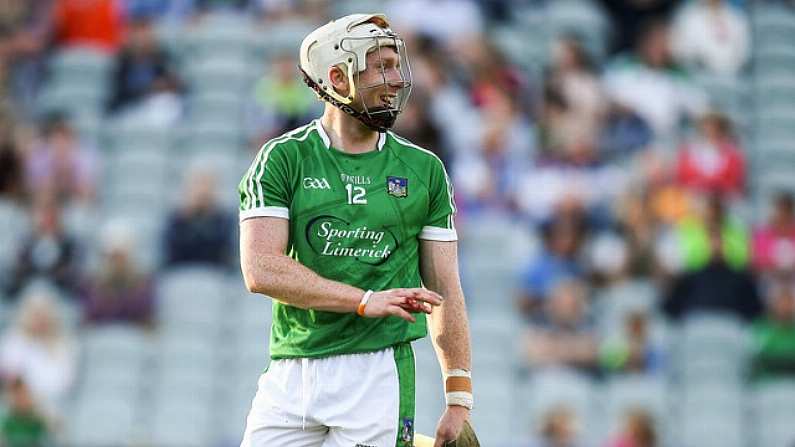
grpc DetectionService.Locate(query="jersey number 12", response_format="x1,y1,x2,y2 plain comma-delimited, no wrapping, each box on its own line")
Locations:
345,184,367,205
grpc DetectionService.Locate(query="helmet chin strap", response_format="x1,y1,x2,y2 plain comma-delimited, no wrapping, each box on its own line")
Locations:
300,68,398,132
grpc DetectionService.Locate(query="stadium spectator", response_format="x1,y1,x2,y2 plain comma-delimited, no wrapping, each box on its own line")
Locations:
603,19,706,146
752,192,795,274
162,165,234,269
517,214,586,319
52,0,126,53
390,89,446,164
526,405,582,447
453,86,535,214
423,44,482,169
598,0,682,54
671,0,750,77
5,196,80,298
677,194,748,271
643,152,694,227
80,220,154,327
0,285,77,422
25,113,100,205
613,191,661,278
664,198,762,322
107,14,183,119
750,278,795,381
524,279,599,375
676,111,745,199
245,52,318,145
541,34,606,157
0,0,54,119
600,311,664,375
607,408,658,447
588,231,659,335
0,377,51,447
598,103,653,160
0,142,25,202
466,37,526,112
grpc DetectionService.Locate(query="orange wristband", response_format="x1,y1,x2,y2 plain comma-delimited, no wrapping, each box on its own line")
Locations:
356,290,374,316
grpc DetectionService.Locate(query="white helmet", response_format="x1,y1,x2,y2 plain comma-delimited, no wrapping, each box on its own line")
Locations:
299,13,412,131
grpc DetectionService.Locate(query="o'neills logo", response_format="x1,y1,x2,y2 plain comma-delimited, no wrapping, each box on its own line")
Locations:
305,215,398,265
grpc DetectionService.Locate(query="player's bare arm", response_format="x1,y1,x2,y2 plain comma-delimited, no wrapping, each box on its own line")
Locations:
240,216,443,321
419,239,473,446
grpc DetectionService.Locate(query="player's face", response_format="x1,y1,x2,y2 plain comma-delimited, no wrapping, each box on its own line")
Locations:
355,46,406,112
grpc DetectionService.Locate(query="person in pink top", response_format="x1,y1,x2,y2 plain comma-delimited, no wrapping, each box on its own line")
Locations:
753,192,795,274
676,111,745,199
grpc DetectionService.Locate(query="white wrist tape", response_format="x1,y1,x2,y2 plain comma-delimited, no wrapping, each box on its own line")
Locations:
444,369,473,410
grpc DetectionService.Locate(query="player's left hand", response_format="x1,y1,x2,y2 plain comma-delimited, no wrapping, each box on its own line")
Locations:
433,405,469,447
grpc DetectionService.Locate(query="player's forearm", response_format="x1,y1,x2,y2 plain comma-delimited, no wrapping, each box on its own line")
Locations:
242,252,363,313
427,281,472,372
421,242,472,372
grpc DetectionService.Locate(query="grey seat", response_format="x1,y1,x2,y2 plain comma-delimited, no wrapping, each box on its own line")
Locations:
65,393,138,447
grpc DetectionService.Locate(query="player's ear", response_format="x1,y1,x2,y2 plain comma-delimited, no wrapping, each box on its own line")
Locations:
328,65,350,98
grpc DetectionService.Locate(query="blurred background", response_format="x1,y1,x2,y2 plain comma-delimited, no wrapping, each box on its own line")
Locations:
1,0,795,446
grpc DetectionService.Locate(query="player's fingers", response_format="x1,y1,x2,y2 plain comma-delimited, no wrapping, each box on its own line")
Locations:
388,305,416,323
434,429,456,447
411,289,444,306
398,298,432,314
433,435,454,447
388,288,415,298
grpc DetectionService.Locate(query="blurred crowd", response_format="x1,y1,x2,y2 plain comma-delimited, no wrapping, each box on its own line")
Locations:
0,0,794,446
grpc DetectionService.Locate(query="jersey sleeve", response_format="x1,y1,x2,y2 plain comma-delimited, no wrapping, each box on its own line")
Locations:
419,156,457,241
238,143,292,222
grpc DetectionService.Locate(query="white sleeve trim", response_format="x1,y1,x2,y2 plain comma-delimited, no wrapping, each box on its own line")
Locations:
419,226,458,241
239,206,290,222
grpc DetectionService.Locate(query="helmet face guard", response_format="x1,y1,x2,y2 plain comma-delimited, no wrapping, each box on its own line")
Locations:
345,34,412,131
301,32,413,132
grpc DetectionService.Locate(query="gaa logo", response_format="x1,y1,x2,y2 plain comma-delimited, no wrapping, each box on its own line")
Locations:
303,177,331,190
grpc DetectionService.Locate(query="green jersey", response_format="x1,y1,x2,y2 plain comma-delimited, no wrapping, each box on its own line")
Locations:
239,119,457,359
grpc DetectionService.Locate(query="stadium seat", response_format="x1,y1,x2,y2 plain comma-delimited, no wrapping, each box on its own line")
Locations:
48,48,113,85
257,20,316,60
83,325,151,361
65,394,139,447
37,82,106,116
106,120,175,153
469,369,513,444
751,381,795,447
547,0,608,60
149,395,216,447
469,316,522,371
237,292,275,330
157,267,231,319
604,375,666,420
673,316,749,383
679,416,746,447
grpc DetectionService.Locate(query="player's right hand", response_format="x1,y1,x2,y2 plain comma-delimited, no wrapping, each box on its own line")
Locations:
363,288,443,322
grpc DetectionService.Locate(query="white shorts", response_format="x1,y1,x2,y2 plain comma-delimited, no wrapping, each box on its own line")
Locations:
240,343,416,447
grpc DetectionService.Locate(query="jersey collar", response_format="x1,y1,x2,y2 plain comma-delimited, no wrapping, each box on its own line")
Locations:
315,119,386,152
